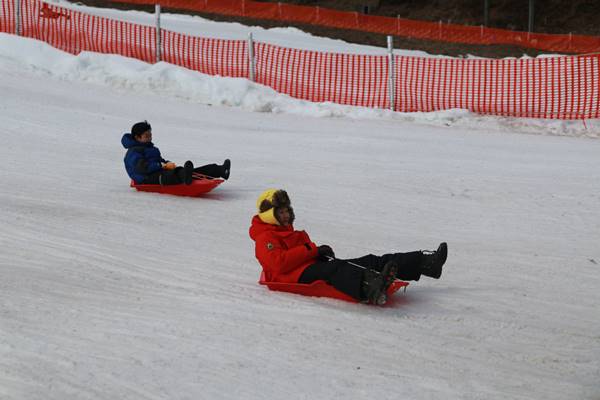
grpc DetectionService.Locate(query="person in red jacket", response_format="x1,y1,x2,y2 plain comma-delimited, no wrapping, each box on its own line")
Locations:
249,189,448,305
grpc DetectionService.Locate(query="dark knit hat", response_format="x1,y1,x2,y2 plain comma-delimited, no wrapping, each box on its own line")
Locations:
131,121,151,137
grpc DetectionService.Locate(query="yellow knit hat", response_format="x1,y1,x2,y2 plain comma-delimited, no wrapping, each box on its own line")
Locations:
256,189,294,225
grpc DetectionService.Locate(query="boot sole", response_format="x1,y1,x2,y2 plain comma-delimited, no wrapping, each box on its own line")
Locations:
222,159,231,180
430,242,448,279
183,161,194,185
370,261,398,305
438,242,448,266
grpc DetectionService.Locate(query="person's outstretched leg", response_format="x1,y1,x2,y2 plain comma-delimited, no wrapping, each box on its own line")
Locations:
142,169,183,185
298,245,448,304
346,253,422,281
142,170,162,184
299,260,364,300
299,259,398,304
192,159,231,180
141,168,192,186
346,243,448,280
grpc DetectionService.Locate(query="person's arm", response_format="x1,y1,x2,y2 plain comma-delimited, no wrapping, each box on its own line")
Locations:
129,148,163,175
299,230,335,260
134,157,162,175
157,148,169,164
125,149,160,176
256,236,318,276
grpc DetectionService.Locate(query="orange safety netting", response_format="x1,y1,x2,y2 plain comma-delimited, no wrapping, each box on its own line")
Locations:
0,0,15,34
107,0,600,55
1,0,599,120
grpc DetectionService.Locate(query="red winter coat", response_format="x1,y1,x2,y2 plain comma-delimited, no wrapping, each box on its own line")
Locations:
249,215,319,283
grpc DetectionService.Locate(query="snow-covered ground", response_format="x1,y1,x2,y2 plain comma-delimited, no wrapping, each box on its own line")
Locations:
1,5,600,400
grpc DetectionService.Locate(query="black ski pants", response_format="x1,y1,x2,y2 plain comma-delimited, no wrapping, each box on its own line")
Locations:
143,163,223,185
298,251,423,300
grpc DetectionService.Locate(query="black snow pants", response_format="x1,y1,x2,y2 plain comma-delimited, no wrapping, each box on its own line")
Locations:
143,163,223,185
298,251,423,301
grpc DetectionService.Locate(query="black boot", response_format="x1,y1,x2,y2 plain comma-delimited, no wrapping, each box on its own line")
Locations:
221,159,231,180
360,261,398,305
420,242,448,279
183,161,194,185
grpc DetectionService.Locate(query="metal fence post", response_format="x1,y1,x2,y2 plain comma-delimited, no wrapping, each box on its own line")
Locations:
247,32,255,82
387,35,395,112
528,0,534,32
15,0,21,36
155,4,161,63
483,0,489,27
568,32,572,51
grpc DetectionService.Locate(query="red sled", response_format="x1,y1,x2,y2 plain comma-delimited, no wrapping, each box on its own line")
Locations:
258,271,408,304
130,175,223,197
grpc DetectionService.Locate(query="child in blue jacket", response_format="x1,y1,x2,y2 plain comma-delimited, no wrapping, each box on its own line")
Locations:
122,121,231,185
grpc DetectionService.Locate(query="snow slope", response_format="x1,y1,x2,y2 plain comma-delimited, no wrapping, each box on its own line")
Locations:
1,7,600,400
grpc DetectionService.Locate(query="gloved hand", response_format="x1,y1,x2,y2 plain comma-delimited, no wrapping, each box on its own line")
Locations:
162,162,177,170
317,245,335,261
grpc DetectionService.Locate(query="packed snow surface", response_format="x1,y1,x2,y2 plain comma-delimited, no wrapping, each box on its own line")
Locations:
1,4,600,400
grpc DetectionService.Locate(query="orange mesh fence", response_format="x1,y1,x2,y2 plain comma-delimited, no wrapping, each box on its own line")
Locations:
253,42,600,119
161,30,248,77
20,0,157,62
255,43,390,108
108,0,600,54
3,0,599,120
14,0,248,74
0,0,15,33
394,56,600,119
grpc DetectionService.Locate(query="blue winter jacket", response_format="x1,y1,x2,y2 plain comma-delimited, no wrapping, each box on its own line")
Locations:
121,133,167,183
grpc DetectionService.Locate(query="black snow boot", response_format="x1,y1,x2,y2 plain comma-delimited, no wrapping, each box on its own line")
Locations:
221,159,231,180
183,161,194,185
420,242,448,279
361,260,399,305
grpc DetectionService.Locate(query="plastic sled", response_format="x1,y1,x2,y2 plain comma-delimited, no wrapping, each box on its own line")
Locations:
258,271,408,304
130,175,223,197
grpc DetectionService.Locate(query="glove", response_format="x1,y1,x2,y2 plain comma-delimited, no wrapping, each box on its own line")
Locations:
162,162,177,170
317,245,335,261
